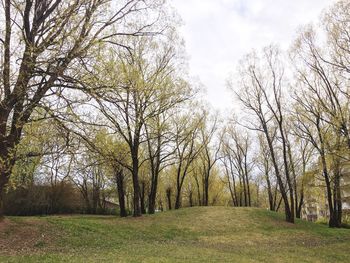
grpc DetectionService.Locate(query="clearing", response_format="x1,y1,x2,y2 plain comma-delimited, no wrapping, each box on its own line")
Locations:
0,207,349,262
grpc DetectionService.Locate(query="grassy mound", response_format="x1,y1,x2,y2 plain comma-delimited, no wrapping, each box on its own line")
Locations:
0,207,349,262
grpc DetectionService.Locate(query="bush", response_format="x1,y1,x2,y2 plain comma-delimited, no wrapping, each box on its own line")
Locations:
4,182,83,216
315,217,328,225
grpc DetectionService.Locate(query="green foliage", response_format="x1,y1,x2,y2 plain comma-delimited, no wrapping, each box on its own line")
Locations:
9,121,48,188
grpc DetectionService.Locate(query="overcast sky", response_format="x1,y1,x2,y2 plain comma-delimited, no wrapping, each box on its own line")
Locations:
172,0,337,113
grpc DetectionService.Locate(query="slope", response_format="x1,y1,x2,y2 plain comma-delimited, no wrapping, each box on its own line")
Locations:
0,207,349,262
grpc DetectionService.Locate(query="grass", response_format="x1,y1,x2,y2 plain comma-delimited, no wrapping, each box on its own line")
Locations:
0,207,350,262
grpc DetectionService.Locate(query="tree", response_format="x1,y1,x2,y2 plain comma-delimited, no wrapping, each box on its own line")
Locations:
145,109,176,214
292,88,343,227
86,31,185,216
285,129,314,218
0,0,164,217
173,110,203,209
323,0,350,92
291,23,349,227
94,130,130,217
198,112,221,206
256,135,280,211
144,69,191,214
221,122,253,207
233,46,295,223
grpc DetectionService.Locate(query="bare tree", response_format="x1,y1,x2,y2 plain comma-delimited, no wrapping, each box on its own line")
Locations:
173,111,203,209
144,76,191,214
199,112,221,206
233,46,295,223
221,123,253,207
256,135,280,211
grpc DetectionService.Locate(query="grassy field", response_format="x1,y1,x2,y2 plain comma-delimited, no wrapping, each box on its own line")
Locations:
0,207,349,262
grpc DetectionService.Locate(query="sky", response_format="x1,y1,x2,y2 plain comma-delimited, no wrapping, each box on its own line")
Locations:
172,0,337,113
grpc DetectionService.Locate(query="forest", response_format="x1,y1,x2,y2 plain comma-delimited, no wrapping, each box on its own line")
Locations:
1,2,350,260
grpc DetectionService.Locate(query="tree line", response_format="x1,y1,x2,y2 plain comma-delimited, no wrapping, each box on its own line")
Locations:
0,0,349,228
229,0,350,227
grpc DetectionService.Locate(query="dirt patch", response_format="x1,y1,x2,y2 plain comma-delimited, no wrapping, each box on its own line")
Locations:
0,218,60,255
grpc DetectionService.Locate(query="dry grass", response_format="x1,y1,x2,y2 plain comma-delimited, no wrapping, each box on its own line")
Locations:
0,217,60,255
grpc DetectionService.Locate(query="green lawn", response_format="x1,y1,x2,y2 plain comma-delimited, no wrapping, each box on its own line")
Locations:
0,207,349,262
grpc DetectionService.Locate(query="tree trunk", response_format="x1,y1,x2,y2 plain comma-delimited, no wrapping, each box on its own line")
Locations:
175,173,184,209
115,170,127,217
238,176,243,207
174,188,181,209
0,145,15,218
148,196,156,213
266,173,275,211
131,152,141,217
320,153,337,227
332,161,342,228
189,190,193,207
148,171,159,214
317,124,339,228
148,190,156,214
263,125,293,223
279,127,295,223
194,175,202,206
132,175,141,217
159,199,163,211
245,171,251,207
289,152,299,219
166,187,172,210
140,181,146,214
0,187,4,219
296,191,304,219
243,154,250,206
242,172,247,206
231,173,238,206
0,165,12,219
204,173,209,206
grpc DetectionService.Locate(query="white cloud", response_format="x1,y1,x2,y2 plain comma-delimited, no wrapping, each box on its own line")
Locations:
171,0,337,113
